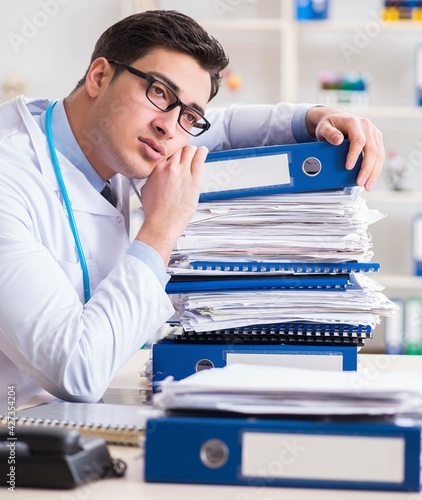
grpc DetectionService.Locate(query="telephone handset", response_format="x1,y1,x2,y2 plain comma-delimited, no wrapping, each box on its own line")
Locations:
0,425,126,489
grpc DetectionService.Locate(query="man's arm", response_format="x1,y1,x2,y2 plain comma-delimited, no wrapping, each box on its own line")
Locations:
193,103,313,151
0,163,174,403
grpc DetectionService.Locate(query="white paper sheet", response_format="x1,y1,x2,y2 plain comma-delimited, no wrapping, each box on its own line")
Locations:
154,363,422,416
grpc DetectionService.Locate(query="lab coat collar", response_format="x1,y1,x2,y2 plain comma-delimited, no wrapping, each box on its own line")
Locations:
15,96,121,217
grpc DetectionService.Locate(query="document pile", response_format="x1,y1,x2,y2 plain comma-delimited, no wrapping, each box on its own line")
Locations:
168,188,389,334
154,363,422,417
153,142,397,382
145,364,422,492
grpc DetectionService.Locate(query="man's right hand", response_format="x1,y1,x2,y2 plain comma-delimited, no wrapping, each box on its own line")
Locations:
135,145,207,265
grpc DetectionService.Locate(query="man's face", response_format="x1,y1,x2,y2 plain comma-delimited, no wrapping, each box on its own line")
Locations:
86,48,212,180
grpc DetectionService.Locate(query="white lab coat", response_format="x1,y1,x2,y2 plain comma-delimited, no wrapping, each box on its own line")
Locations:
0,96,310,412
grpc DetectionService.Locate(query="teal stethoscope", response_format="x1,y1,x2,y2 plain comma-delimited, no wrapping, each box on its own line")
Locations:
45,99,91,303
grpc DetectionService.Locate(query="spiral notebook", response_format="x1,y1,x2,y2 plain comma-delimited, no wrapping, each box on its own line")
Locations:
0,401,163,446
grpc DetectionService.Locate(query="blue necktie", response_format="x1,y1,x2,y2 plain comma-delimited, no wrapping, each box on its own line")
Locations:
101,182,117,207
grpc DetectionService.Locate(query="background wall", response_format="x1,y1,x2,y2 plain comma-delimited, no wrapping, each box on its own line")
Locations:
0,1,122,100
1,1,419,108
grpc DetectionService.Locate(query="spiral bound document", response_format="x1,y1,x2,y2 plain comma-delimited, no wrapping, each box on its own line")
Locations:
1,401,163,446
166,274,352,294
164,322,372,346
188,261,380,274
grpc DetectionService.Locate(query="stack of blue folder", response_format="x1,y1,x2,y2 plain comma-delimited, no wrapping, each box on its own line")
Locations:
144,414,422,492
152,141,395,383
146,353,422,492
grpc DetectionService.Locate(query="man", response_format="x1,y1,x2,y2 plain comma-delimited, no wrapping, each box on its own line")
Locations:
0,10,384,411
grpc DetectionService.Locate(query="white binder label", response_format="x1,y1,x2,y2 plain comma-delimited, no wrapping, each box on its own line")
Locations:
413,215,422,260
405,298,422,344
201,154,290,194
241,432,404,483
225,353,343,371
416,44,422,87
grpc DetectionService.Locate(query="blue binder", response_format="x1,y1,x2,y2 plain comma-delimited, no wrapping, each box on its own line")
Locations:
144,415,422,492
166,263,380,293
412,213,422,276
200,140,361,201
166,274,351,294
152,343,358,386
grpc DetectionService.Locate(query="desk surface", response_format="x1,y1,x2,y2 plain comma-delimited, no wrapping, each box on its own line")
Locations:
9,351,422,499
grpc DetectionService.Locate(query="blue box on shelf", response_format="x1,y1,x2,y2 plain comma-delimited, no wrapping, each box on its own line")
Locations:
296,0,329,21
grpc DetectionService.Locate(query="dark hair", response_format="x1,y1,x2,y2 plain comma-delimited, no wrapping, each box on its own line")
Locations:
73,10,229,101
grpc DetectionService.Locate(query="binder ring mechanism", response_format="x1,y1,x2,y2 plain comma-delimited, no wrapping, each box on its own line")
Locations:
302,156,322,177
200,439,230,469
195,359,214,372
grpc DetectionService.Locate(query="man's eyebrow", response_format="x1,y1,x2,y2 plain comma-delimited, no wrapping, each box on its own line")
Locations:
150,71,206,116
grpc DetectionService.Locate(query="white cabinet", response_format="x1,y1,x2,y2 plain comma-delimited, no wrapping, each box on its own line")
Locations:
122,1,422,104
362,190,422,297
123,1,422,167
361,189,422,353
124,0,422,352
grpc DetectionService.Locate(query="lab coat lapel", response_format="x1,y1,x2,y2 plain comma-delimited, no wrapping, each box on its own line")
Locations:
56,159,119,217
17,96,121,218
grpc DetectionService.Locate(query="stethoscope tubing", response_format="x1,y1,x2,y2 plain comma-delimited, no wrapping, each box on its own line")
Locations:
45,100,91,303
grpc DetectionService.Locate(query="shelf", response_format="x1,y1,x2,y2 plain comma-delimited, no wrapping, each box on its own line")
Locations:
296,19,422,32
201,19,286,32
336,105,422,119
200,17,422,36
362,190,422,203
199,19,422,34
375,274,422,290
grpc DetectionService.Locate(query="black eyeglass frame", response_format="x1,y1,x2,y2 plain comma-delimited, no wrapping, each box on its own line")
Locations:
108,59,211,137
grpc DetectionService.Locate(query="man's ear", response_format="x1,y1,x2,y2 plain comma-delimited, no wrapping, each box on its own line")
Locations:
85,57,114,98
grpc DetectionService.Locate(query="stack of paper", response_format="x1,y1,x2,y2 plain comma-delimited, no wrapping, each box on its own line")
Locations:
154,363,422,417
165,186,396,344
170,188,381,269
171,274,394,333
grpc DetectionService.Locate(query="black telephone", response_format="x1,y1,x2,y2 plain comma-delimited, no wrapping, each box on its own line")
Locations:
0,425,126,489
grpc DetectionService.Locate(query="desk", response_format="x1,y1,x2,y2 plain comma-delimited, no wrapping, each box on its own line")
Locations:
10,351,422,499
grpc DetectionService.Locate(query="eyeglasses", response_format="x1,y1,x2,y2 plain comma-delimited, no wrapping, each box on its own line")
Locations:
108,59,211,137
